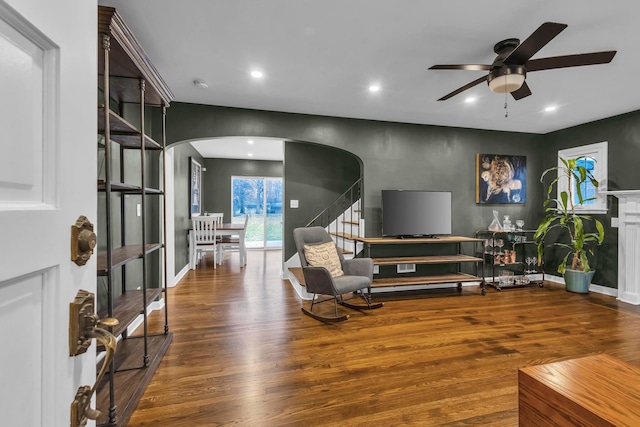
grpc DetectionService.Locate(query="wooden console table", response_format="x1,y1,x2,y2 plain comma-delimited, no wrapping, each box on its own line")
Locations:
518,354,640,426
353,235,486,294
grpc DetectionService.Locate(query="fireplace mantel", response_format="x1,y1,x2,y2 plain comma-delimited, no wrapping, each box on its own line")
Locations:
603,190,640,304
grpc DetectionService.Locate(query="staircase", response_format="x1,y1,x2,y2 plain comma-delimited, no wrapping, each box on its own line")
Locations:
306,178,365,257
285,178,364,299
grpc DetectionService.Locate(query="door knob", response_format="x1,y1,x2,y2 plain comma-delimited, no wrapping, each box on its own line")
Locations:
71,216,96,266
69,290,118,427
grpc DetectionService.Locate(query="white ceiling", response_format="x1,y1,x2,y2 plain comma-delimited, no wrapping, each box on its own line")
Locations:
98,0,640,159
190,137,283,161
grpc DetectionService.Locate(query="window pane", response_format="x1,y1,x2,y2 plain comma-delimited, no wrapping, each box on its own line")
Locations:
265,178,283,248
231,177,282,249
573,157,595,206
232,177,265,248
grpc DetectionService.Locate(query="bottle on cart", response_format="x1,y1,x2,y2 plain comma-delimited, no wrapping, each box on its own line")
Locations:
489,210,503,231
503,215,512,232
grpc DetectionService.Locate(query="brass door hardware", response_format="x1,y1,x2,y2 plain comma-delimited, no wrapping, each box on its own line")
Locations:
69,290,118,427
71,216,96,266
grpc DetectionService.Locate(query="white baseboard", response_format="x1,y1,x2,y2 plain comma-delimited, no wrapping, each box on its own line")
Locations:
97,297,166,363
127,297,166,336
543,273,618,297
589,283,618,297
171,264,190,287
283,254,316,300
285,277,315,300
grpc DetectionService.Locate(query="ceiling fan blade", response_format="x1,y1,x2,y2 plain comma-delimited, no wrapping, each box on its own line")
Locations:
504,22,568,65
511,81,532,100
437,75,487,101
429,64,492,71
526,51,617,72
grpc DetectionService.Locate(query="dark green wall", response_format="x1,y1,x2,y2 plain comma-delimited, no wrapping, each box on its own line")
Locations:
202,158,283,220
172,142,204,271
165,103,640,289
284,141,363,259
166,103,547,260
542,110,640,288
543,110,640,191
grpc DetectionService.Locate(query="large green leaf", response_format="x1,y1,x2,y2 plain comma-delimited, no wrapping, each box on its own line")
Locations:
560,191,569,211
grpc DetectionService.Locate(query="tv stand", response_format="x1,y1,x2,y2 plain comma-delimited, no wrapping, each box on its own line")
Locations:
353,235,486,295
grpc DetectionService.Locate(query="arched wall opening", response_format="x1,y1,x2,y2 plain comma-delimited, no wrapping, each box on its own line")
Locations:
165,132,363,283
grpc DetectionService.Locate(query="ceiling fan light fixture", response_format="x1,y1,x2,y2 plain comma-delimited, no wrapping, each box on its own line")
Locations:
487,65,526,94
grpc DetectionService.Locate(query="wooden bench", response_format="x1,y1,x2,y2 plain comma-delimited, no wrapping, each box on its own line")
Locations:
518,354,640,426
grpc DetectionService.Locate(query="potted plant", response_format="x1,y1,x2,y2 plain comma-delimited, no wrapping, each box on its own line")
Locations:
534,156,605,293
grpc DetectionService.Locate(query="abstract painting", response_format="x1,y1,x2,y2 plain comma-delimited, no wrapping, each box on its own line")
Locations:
476,153,526,204
190,157,202,217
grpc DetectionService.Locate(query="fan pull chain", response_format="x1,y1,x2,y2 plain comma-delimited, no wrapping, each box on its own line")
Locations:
504,90,509,118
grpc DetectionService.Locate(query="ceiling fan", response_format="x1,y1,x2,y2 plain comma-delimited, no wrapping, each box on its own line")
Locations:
429,22,617,101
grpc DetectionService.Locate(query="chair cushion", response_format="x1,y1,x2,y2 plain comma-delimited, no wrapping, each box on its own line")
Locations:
303,242,344,277
333,275,371,294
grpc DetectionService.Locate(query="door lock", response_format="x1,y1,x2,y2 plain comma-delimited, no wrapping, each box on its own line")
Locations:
71,216,96,266
69,290,118,427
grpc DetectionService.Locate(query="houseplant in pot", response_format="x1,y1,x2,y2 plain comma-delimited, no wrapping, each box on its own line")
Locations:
534,157,605,293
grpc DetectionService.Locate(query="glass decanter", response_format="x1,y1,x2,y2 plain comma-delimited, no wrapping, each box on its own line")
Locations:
503,215,512,232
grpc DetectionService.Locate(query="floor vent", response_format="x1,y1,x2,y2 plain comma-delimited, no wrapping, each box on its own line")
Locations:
397,264,416,274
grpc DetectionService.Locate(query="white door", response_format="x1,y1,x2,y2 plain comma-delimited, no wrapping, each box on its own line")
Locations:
0,0,96,426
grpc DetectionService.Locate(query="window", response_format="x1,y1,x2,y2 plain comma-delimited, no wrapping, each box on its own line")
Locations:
557,141,608,214
231,176,283,248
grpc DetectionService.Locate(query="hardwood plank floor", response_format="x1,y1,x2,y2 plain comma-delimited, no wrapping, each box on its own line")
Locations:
128,250,640,426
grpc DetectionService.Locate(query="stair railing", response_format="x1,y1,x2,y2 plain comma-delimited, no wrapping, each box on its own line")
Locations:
305,177,363,255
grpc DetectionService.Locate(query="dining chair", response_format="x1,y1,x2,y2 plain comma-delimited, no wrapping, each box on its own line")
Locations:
191,216,219,268
217,213,248,266
208,212,224,227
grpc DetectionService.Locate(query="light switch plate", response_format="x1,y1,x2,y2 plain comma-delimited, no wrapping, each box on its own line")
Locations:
290,199,299,208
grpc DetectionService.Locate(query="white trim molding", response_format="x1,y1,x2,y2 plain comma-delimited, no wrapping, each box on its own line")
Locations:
603,190,640,304
558,141,608,214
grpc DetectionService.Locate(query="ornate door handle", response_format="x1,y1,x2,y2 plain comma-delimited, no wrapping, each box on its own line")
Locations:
69,290,118,427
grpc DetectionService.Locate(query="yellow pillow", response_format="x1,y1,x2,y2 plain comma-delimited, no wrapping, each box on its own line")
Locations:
303,241,344,277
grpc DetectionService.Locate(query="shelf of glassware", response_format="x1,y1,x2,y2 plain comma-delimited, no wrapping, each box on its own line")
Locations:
475,229,544,291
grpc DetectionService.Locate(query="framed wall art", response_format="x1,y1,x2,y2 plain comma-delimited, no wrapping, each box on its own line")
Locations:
476,153,526,204
190,157,202,217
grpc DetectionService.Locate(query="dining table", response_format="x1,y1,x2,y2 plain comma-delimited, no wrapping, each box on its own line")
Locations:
189,221,247,269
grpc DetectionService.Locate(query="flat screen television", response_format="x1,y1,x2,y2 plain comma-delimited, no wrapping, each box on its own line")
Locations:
382,190,452,237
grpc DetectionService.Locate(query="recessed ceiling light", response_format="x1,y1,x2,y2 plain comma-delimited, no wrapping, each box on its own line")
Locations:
465,97,476,103
248,153,254,157
545,105,558,112
250,70,263,78
369,85,380,92
248,140,254,144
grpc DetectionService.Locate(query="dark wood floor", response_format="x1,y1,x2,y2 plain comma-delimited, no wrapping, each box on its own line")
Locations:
127,250,640,426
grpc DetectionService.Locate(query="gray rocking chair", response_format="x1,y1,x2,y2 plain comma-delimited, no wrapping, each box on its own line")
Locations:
293,226,383,323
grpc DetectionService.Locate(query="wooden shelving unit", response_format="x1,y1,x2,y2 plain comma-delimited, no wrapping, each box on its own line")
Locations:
354,235,486,294
97,6,174,426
